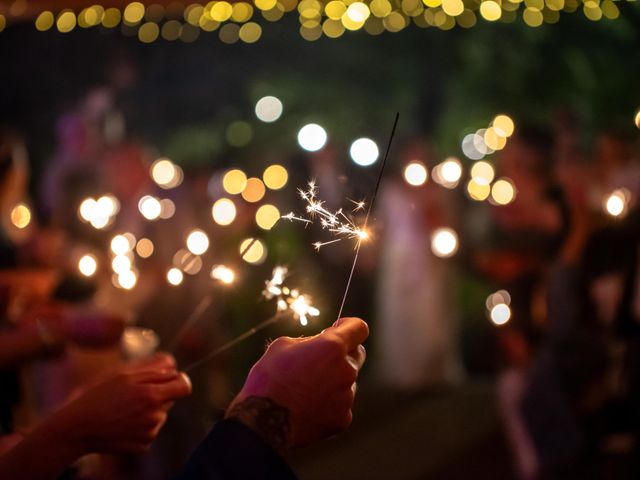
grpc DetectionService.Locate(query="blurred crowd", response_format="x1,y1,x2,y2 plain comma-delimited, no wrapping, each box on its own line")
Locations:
1,76,640,480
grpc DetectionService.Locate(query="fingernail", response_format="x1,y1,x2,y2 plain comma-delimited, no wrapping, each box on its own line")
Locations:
180,372,192,392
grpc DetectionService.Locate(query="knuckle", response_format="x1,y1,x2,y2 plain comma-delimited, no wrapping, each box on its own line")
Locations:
268,336,293,351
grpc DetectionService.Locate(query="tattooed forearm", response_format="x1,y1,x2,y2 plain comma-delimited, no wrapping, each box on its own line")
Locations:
226,396,292,451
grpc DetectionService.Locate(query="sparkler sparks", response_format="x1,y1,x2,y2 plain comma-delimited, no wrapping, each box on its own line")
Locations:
282,181,369,251
262,266,319,326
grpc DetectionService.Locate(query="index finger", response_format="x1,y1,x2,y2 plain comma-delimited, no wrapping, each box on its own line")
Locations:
324,317,369,352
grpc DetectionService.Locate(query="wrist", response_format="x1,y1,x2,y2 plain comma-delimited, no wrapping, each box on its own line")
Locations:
226,395,292,452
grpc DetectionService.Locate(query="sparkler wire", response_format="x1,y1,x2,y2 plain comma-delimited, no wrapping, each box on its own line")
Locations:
335,112,399,321
182,311,289,373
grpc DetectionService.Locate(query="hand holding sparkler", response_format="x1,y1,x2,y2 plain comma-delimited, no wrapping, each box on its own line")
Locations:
225,317,368,449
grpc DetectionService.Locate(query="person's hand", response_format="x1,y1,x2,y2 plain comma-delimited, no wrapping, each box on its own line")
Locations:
44,353,192,455
226,317,368,449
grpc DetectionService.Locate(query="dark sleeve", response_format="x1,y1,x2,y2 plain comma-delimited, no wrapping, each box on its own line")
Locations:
176,419,297,480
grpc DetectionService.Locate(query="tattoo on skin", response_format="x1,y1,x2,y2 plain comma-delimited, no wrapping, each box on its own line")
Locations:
226,396,292,451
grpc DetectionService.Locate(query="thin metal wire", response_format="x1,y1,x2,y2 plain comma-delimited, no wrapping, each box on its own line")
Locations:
335,113,399,321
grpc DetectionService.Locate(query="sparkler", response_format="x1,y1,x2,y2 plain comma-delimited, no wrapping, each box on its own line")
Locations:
262,266,320,326
182,267,319,372
282,182,369,252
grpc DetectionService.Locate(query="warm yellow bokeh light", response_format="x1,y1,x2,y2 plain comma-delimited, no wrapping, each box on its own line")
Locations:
431,227,459,258
403,162,428,186
491,178,516,205
493,114,515,137
263,165,289,190
186,229,210,255
124,2,145,24
136,238,154,258
10,204,31,229
635,109,640,129
78,254,98,277
479,1,502,21
102,8,121,28
256,204,281,230
167,267,184,286
467,179,491,201
442,0,464,16
35,11,55,31
241,178,266,203
240,238,267,264
484,127,507,151
223,169,248,195
470,161,495,185
440,157,463,183
212,198,237,226
57,11,76,33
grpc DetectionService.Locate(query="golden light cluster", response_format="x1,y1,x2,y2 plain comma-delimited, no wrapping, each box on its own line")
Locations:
0,0,620,44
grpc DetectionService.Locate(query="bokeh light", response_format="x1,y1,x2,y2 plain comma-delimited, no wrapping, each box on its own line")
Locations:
78,254,98,277
167,267,184,286
136,238,154,258
350,138,379,166
138,195,162,220
467,179,491,201
490,303,511,326
118,270,138,290
211,265,235,284
159,199,176,219
240,238,267,264
186,229,210,255
151,158,183,189
263,164,288,190
470,161,495,185
223,169,248,195
10,203,31,229
297,123,327,152
491,178,516,205
241,177,266,203
403,162,428,186
112,255,132,274
111,234,131,255
255,96,283,122
604,189,629,217
212,198,237,225
430,227,459,258
492,114,515,137
256,204,281,230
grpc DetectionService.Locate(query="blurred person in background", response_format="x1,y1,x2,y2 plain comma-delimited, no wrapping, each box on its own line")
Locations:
375,139,464,389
